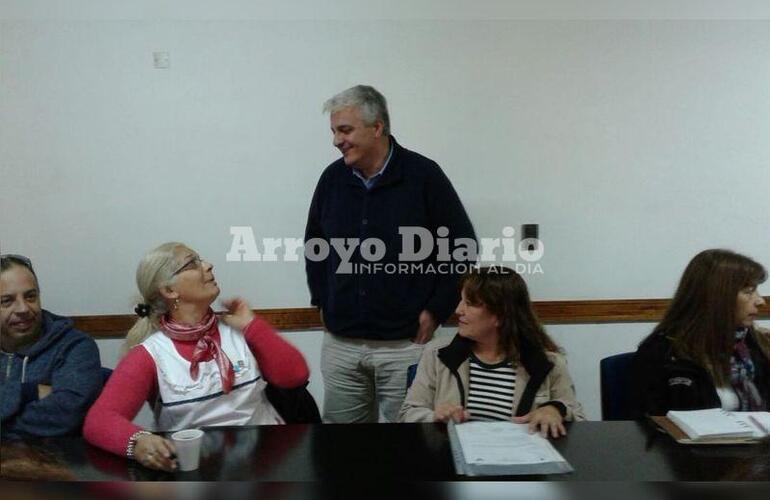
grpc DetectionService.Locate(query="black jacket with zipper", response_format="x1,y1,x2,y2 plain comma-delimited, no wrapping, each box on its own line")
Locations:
631,329,770,417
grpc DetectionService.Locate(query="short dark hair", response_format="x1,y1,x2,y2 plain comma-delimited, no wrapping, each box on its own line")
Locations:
1,254,39,287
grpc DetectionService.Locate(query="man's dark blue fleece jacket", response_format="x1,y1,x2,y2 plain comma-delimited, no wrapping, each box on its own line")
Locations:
305,136,476,340
1,310,103,438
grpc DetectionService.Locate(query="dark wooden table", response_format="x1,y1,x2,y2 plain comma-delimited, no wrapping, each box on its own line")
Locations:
9,421,769,481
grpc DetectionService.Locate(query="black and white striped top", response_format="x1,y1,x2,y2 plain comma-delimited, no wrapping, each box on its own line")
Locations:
467,353,516,421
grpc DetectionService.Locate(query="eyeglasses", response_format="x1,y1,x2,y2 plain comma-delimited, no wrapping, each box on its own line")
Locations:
0,254,37,278
171,255,203,276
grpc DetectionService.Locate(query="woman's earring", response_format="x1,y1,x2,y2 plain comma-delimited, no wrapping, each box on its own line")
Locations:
173,298,180,311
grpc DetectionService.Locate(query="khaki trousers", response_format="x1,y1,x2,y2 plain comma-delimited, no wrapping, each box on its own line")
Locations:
321,331,424,423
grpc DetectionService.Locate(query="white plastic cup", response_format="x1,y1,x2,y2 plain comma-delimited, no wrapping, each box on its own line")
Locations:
170,429,204,471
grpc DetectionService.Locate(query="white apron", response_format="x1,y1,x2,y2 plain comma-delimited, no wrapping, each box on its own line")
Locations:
141,322,284,432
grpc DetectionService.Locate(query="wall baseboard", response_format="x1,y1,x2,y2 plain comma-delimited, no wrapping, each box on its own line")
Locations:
74,297,770,338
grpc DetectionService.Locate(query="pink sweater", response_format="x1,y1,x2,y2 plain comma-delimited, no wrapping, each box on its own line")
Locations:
83,316,309,456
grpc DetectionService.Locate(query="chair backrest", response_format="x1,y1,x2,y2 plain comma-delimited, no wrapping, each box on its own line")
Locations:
265,383,322,424
406,363,419,389
100,367,113,386
600,352,636,420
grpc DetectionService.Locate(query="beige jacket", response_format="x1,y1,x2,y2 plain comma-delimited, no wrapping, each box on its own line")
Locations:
399,334,586,423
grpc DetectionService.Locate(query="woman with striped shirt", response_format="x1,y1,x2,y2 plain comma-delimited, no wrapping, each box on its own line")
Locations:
399,266,584,437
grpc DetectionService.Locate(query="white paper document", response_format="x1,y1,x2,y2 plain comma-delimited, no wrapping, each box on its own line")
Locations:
448,421,573,476
666,409,770,441
667,408,754,440
733,412,770,438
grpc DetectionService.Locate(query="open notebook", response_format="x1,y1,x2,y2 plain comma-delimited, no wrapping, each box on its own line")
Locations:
653,408,770,444
447,420,573,476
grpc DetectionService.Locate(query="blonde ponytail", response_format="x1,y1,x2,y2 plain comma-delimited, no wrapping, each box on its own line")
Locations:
121,242,185,355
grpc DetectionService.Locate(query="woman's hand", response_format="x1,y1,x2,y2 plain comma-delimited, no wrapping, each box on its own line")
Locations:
434,404,470,424
134,434,177,472
512,405,566,438
220,297,256,331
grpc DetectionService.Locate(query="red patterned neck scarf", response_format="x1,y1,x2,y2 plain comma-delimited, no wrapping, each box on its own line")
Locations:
159,309,235,394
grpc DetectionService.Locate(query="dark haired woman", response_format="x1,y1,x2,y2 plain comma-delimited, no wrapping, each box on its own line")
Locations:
633,249,770,417
398,266,584,438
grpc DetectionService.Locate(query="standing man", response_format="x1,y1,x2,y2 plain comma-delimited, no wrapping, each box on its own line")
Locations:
1,254,103,438
305,85,476,423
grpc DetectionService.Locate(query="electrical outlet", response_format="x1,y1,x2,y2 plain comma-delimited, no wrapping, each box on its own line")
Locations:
522,224,539,252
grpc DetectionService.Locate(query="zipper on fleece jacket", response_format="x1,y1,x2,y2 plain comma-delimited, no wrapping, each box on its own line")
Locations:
4,353,13,381
20,356,29,383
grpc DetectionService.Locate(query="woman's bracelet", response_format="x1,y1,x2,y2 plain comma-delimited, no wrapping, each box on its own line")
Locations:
126,430,153,459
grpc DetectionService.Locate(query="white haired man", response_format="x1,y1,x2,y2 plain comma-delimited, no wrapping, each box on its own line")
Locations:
305,85,476,423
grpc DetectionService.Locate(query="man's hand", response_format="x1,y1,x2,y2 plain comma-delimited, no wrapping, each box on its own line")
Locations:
413,310,438,344
37,384,52,400
219,297,256,331
512,405,566,438
434,403,469,424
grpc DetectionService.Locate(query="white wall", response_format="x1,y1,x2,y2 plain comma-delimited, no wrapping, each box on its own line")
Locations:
4,9,770,422
3,20,770,311
4,1,770,21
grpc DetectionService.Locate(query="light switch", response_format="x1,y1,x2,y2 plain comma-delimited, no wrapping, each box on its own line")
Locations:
153,52,170,69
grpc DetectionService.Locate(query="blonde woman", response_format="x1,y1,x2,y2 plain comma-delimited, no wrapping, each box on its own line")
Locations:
84,242,309,472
